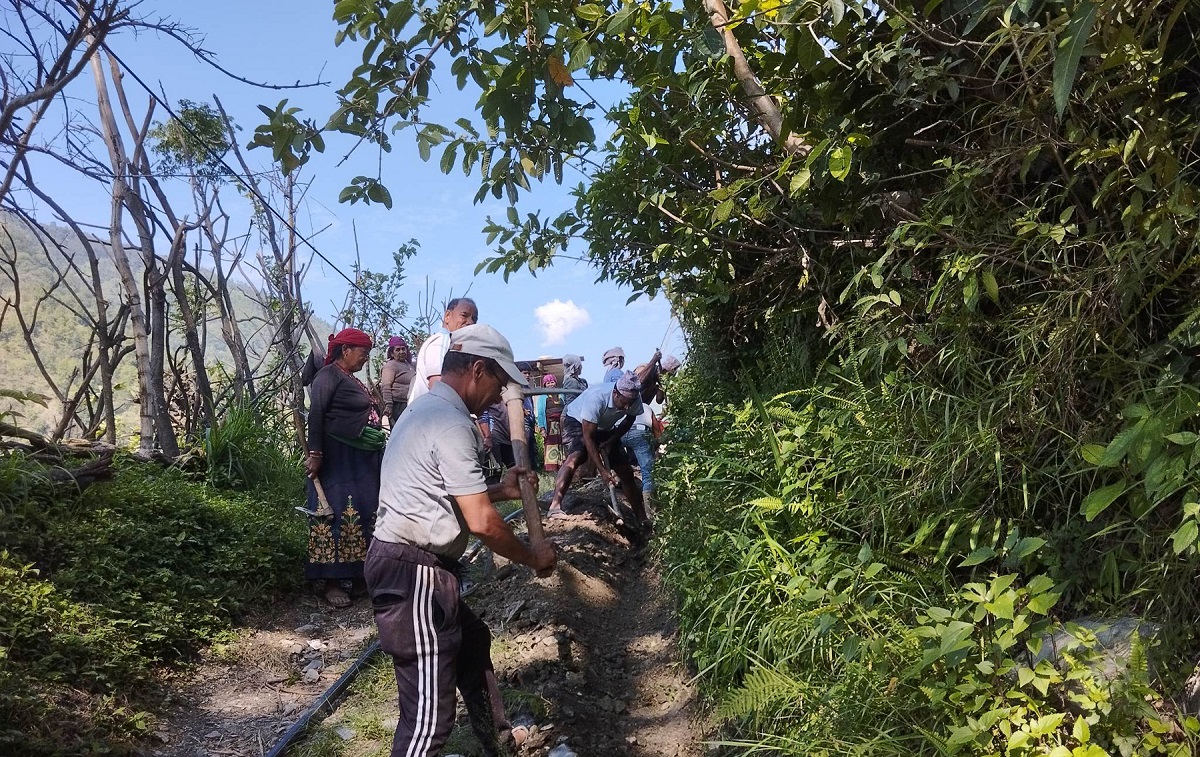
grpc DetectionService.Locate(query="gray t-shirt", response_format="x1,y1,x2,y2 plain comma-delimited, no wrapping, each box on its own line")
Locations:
565,383,643,431
375,381,487,559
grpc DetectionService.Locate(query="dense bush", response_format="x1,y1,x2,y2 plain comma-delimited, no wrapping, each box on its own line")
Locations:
659,354,1200,754
560,0,1200,751
0,452,305,754
204,400,305,492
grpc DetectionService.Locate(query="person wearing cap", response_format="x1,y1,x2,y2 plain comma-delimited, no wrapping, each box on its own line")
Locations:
601,346,625,384
369,323,557,757
547,370,649,526
304,328,387,608
379,336,415,428
406,297,479,407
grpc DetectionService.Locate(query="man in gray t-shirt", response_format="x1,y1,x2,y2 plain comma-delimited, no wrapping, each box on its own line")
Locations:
546,370,650,529
367,323,556,757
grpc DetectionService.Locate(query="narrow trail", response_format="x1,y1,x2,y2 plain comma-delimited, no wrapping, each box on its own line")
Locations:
470,482,705,756
151,600,376,754
151,481,707,756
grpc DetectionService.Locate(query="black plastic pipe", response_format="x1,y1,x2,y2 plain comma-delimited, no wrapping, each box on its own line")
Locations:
265,639,382,756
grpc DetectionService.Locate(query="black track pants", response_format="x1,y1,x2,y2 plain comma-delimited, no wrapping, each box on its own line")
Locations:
365,539,511,757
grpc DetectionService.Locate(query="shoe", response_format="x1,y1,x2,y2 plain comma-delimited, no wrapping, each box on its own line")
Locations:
547,505,568,519
323,583,351,608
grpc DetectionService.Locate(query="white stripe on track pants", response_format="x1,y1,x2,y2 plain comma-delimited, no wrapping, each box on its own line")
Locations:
365,539,512,757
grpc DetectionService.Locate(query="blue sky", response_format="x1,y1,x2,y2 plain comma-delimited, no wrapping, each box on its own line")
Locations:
19,0,684,383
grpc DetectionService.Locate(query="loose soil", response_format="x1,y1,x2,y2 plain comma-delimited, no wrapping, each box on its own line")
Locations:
150,481,709,757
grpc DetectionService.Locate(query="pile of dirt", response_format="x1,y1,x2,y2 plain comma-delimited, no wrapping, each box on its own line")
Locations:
152,485,708,757
468,488,705,757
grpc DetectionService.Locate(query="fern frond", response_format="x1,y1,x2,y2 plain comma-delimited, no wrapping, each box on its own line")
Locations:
719,664,804,721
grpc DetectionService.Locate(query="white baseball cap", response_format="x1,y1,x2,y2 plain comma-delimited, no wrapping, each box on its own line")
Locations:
447,323,528,386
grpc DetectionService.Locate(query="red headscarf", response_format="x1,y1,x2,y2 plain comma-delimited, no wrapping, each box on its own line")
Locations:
325,328,374,364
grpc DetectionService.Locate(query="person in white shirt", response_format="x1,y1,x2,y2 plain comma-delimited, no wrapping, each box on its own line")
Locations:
406,297,479,407
546,371,649,529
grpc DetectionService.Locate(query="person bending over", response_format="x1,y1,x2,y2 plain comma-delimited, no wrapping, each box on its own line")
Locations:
546,371,648,527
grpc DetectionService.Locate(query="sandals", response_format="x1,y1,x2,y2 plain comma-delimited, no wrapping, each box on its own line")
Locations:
323,582,352,609
547,505,568,520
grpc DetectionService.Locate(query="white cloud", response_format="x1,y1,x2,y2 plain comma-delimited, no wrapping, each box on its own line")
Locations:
534,299,591,346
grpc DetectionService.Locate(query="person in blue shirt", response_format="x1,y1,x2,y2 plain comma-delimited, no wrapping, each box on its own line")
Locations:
546,371,649,529
600,346,625,383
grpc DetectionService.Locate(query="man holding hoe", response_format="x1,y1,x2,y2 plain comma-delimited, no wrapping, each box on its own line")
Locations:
369,323,557,757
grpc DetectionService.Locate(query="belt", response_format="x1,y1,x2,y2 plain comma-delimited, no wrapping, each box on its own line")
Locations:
630,424,650,431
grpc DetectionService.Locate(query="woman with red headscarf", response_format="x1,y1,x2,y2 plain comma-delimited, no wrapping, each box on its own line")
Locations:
304,328,386,608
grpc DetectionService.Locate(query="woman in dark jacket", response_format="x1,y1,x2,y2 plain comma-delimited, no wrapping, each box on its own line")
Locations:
304,328,386,608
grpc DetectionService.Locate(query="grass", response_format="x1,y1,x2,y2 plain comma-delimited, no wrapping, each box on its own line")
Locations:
294,666,547,757
0,444,306,754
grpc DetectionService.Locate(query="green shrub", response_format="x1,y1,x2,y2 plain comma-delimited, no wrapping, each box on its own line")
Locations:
0,456,306,751
204,400,304,496
657,353,1200,754
0,553,152,754
32,465,305,658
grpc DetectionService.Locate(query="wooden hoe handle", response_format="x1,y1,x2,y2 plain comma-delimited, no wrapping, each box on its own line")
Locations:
502,383,546,546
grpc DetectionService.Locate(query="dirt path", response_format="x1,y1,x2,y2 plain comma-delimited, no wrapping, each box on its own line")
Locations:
149,598,377,755
149,482,708,757
469,482,706,757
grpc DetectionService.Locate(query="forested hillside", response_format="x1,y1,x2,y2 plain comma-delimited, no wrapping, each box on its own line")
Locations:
0,212,333,436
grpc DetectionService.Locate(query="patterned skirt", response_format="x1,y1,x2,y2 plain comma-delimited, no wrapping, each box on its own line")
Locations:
543,404,564,472
304,437,381,581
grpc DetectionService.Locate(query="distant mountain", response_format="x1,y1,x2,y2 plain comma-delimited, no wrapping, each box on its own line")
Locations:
0,212,331,437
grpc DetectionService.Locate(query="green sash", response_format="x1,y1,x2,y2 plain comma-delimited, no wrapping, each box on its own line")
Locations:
331,425,388,451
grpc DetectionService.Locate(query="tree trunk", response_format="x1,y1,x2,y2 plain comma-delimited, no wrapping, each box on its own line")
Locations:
217,95,311,448
96,49,191,456
88,46,169,454
201,199,256,403
167,223,214,428
703,0,809,155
